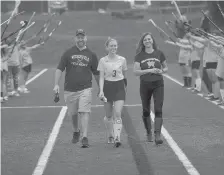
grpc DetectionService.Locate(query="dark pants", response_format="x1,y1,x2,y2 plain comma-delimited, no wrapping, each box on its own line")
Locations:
140,79,164,119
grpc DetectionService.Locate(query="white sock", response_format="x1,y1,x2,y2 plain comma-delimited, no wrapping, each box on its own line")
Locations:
104,116,114,138
195,78,202,91
220,89,224,101
113,118,122,142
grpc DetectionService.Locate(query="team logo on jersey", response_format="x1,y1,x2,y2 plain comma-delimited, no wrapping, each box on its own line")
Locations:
71,55,89,67
147,61,155,68
141,58,161,69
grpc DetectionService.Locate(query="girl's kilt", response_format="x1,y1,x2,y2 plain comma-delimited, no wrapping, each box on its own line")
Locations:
104,79,126,102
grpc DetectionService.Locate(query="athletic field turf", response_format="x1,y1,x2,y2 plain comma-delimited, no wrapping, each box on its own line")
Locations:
1,11,224,175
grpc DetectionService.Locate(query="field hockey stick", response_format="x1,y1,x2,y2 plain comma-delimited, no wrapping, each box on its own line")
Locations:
171,0,182,19
167,20,175,25
217,2,224,19
37,12,56,36
33,13,56,40
0,11,25,26
1,0,21,38
201,10,224,35
39,21,62,45
165,21,178,38
38,20,53,44
1,20,29,43
149,19,175,42
10,21,35,54
172,12,179,21
19,14,55,45
18,12,36,43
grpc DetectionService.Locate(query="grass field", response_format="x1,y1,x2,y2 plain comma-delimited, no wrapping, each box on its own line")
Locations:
1,11,224,175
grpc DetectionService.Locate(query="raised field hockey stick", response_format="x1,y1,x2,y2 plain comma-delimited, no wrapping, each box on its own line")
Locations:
1,20,29,43
165,21,178,38
10,21,35,54
172,12,178,21
39,21,62,45
37,12,56,37
16,13,55,45
1,0,21,38
182,22,224,45
149,19,175,42
217,2,224,19
201,10,224,35
171,0,182,19
0,11,25,26
18,12,36,43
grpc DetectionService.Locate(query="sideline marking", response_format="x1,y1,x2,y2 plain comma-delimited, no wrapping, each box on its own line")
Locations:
150,111,200,175
26,69,48,85
32,106,67,175
1,104,142,109
164,74,224,110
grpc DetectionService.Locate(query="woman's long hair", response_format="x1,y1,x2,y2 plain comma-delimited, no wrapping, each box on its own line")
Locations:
136,32,158,55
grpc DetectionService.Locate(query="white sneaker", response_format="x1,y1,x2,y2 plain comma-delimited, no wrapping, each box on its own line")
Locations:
18,87,22,92
8,91,16,96
14,92,20,96
3,96,8,101
23,88,30,93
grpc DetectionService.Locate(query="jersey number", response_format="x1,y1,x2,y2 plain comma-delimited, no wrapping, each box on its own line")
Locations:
112,70,116,77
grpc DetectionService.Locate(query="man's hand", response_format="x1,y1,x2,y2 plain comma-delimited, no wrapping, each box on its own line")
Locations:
53,85,60,103
53,84,60,94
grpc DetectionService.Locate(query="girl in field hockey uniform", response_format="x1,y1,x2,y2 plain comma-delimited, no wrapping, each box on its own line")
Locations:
177,35,192,88
189,34,220,101
1,45,9,102
98,38,127,147
165,35,192,88
6,43,20,97
18,41,44,93
133,33,168,145
209,36,224,105
189,38,204,93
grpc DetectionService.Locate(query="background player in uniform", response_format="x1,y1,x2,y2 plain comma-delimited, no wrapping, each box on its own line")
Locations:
1,45,10,102
53,29,100,148
189,33,220,101
98,37,127,147
18,41,44,93
6,42,20,97
133,32,168,145
188,34,204,93
177,34,192,88
208,34,224,105
165,36,192,88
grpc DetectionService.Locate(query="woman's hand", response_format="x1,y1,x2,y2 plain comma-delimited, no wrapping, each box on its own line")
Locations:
98,91,107,102
153,68,163,74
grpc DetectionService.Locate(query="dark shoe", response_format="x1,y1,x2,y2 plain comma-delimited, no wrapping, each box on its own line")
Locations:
147,132,153,142
81,137,89,148
208,96,219,101
154,118,163,145
72,131,80,144
108,136,114,144
182,77,188,87
142,116,152,141
217,101,224,106
187,77,192,88
114,138,121,148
